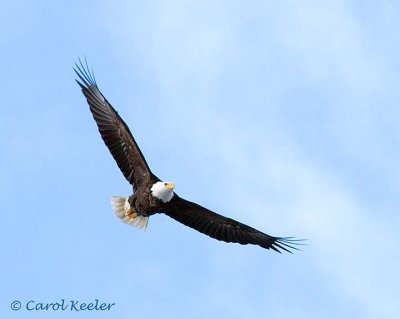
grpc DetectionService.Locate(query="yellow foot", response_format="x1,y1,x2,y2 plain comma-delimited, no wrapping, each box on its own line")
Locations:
111,196,149,230
125,207,137,219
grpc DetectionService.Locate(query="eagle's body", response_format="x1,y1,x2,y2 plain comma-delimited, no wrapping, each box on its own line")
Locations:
75,59,301,253
129,180,160,216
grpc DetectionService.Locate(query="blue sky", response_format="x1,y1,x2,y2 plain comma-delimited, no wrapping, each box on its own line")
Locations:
1,1,400,318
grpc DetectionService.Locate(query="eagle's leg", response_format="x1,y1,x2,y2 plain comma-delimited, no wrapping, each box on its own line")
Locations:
111,196,149,230
125,206,137,219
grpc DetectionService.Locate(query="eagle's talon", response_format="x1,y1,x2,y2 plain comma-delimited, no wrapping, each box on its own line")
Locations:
125,207,137,219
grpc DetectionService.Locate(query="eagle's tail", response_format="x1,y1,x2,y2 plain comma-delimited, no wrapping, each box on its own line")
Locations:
111,197,149,230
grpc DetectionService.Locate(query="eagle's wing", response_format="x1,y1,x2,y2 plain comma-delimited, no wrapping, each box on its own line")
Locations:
164,195,300,253
74,59,153,189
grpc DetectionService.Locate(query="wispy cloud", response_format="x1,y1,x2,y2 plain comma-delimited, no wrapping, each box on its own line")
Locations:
100,1,400,318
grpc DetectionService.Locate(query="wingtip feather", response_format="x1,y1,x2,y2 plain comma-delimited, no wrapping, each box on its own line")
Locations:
74,57,97,88
274,237,306,254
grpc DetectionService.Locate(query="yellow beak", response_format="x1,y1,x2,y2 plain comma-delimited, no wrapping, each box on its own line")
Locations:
165,183,175,190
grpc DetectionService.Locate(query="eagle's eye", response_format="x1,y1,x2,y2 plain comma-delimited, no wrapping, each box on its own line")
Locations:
164,182,167,185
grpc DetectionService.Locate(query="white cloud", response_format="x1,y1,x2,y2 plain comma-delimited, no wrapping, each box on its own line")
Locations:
101,1,400,318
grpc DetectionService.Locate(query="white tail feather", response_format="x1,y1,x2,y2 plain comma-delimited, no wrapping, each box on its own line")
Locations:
111,196,148,230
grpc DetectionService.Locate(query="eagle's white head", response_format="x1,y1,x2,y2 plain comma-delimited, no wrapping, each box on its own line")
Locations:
151,181,175,203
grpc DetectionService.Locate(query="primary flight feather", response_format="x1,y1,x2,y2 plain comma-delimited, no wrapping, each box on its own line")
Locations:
74,59,301,253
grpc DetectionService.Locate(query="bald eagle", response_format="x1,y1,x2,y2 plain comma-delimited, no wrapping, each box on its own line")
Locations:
74,59,301,253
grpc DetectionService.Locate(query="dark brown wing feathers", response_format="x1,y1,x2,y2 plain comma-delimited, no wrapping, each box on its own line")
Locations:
75,60,302,253
164,195,300,253
74,59,152,189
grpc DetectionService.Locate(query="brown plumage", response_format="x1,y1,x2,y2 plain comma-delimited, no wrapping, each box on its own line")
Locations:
74,59,301,253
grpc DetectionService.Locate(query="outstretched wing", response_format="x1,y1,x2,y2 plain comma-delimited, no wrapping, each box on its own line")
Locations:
164,195,301,253
74,59,153,189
